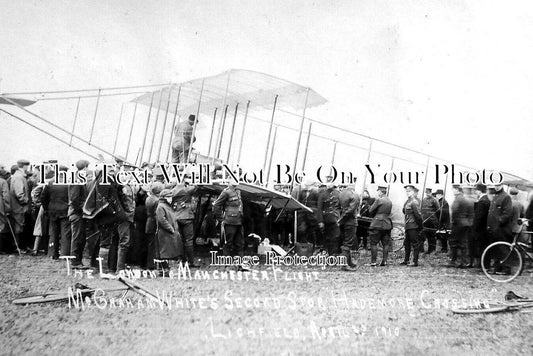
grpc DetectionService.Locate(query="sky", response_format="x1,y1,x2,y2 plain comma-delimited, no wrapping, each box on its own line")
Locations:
1,0,533,181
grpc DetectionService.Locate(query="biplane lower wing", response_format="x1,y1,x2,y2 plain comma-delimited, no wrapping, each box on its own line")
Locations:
194,182,312,212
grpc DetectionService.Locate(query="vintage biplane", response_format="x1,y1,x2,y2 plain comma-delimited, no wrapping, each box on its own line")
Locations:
1,69,532,248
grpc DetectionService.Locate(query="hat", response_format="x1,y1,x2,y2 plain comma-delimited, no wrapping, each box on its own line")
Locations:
75,159,90,171
159,189,173,198
377,186,388,193
425,187,432,194
435,189,444,195
510,188,519,195
452,184,463,192
151,182,165,195
17,159,30,167
152,166,163,177
59,165,69,172
475,183,487,193
404,185,418,192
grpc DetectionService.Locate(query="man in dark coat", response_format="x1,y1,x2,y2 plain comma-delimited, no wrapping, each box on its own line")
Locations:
449,185,474,268
68,160,90,266
487,183,513,243
292,181,320,245
356,190,374,250
435,189,450,252
369,186,393,266
41,165,71,259
471,183,490,268
155,189,182,260
0,170,11,253
338,184,359,270
9,159,30,252
171,114,197,163
145,182,164,269
213,182,244,259
510,188,524,235
317,183,341,256
114,165,136,271
171,182,198,266
401,185,423,266
421,187,440,254
486,183,514,274
525,197,533,249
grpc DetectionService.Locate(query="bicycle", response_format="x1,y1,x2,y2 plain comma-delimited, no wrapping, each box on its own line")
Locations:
481,219,533,283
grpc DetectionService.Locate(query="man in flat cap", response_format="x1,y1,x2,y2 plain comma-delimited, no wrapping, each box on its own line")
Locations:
401,185,423,266
41,165,71,259
509,188,524,236
113,164,137,271
421,187,440,255
471,183,490,268
171,114,198,164
368,186,393,266
434,189,450,253
68,160,90,267
9,159,31,253
449,184,474,268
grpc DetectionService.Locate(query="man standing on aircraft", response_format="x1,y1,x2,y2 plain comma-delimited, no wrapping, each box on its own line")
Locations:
171,114,197,164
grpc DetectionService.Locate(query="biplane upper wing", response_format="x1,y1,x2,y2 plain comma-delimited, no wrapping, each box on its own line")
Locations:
130,69,327,118
194,182,312,212
0,96,36,107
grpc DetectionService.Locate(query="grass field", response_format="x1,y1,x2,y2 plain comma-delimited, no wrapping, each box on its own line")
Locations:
1,249,532,356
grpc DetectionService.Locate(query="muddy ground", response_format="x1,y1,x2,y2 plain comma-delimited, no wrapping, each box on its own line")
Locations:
1,250,532,356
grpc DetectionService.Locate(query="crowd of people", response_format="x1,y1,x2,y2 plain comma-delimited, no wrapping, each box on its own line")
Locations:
293,180,533,272
1,156,532,275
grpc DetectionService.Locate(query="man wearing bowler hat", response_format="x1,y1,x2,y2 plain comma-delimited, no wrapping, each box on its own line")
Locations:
368,186,393,266
401,185,422,266
486,183,513,274
471,183,490,268
435,189,450,253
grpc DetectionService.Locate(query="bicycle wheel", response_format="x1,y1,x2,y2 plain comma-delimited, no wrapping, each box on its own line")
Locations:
481,242,524,283
390,226,405,252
